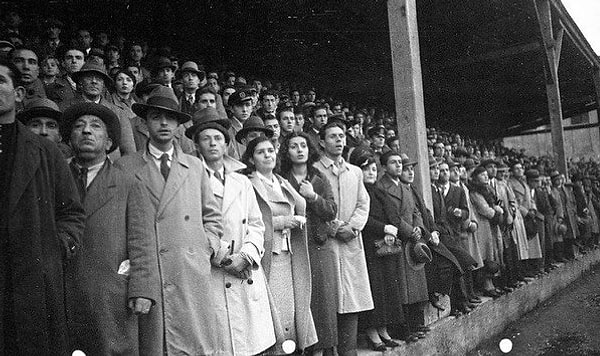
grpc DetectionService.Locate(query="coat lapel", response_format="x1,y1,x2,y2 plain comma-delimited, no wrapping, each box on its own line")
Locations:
84,162,117,217
9,125,39,214
380,174,403,201
222,173,242,214
157,151,190,217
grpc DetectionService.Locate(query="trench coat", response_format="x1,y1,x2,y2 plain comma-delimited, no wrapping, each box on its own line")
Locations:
314,156,375,313
469,189,502,263
115,144,228,356
508,177,543,260
376,174,429,305
1,123,85,355
458,182,484,269
286,169,339,350
206,157,276,355
249,172,318,353
65,161,160,355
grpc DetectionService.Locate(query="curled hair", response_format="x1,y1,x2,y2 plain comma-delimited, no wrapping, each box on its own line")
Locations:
278,132,321,176
240,135,277,175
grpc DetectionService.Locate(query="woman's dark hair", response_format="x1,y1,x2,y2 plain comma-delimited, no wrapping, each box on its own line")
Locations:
112,68,137,88
240,135,276,175
278,132,321,176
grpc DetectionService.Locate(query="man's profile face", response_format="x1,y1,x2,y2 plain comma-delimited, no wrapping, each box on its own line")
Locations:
63,50,85,74
385,155,403,179
197,93,216,110
0,65,20,116
27,117,61,143
12,49,39,84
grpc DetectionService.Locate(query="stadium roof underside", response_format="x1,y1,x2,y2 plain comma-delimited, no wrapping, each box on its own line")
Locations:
6,0,600,138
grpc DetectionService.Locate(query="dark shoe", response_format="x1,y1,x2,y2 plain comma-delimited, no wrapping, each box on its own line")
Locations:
430,299,445,311
412,331,426,339
403,334,419,343
380,336,401,347
366,338,387,351
469,296,483,303
465,301,478,309
414,325,431,333
503,286,515,293
450,309,463,317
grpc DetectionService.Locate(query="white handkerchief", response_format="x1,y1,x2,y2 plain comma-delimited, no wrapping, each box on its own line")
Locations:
118,259,130,276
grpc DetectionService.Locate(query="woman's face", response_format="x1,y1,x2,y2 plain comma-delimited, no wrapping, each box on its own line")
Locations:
42,58,59,76
475,170,489,184
362,162,378,184
252,140,276,174
116,73,134,94
287,136,308,165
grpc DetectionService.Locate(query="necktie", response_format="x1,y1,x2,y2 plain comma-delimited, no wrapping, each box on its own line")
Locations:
187,95,194,106
77,167,88,200
214,170,224,185
160,154,170,181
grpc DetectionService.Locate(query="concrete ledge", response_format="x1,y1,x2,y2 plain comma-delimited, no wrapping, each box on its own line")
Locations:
358,248,600,356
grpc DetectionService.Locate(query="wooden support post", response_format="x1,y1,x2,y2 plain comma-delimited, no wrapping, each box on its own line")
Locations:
387,0,432,209
534,0,568,175
593,67,600,143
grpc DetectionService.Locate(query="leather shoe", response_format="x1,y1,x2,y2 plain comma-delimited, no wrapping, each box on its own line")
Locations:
403,334,419,343
412,331,426,339
431,299,445,311
482,289,501,298
466,301,478,309
380,336,401,347
450,309,463,317
469,296,483,303
414,325,431,332
366,338,387,351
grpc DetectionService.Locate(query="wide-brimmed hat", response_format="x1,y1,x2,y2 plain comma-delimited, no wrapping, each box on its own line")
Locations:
400,153,418,167
132,86,191,124
480,158,500,167
62,102,121,153
17,98,62,124
405,240,432,270
428,154,440,167
153,56,176,72
367,125,386,138
71,58,113,86
185,107,231,142
235,116,274,143
525,169,541,180
134,79,161,99
178,61,205,77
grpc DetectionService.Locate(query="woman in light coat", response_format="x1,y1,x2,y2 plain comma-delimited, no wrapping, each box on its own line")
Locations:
242,136,318,355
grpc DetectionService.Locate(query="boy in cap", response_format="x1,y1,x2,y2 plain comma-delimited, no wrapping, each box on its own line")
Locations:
227,86,255,160
116,85,228,356
61,102,158,355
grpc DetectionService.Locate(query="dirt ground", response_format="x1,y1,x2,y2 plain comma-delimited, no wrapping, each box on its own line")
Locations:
469,265,600,356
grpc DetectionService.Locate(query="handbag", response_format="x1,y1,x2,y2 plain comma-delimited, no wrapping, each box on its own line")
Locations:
374,239,403,257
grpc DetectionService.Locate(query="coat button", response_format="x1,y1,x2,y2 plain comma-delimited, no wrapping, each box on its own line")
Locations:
242,218,246,224
184,215,190,221
225,282,232,288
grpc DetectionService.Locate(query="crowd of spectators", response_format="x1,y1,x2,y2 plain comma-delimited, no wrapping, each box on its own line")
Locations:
2,8,600,356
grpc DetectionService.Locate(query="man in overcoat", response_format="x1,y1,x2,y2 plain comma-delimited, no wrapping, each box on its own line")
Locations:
62,102,160,355
187,107,277,355
550,171,580,260
0,61,85,355
116,86,228,355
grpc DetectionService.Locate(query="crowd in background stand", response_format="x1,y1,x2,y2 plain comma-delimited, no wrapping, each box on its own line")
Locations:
2,9,600,356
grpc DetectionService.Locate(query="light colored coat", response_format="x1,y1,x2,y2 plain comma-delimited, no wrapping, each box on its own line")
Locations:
458,182,484,269
508,177,543,260
207,157,276,355
249,172,318,353
470,190,502,263
116,144,228,356
314,156,374,313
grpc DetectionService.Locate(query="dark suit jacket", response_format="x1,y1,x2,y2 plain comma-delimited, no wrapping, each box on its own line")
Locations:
45,75,76,107
442,183,470,234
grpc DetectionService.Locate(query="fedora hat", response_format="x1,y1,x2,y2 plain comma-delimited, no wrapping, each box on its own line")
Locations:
71,58,113,86
405,240,432,270
185,107,231,142
401,153,418,167
153,56,176,72
178,61,205,77
428,153,441,168
132,86,191,124
62,102,121,153
17,98,62,124
235,116,274,144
